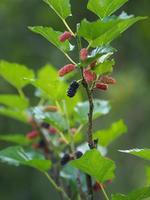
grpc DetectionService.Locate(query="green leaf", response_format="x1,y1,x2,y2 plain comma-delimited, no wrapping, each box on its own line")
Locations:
79,45,115,68
119,149,150,161
0,60,34,89
33,106,69,132
43,0,71,20
29,26,74,53
0,107,27,122
93,59,115,75
0,146,51,171
0,95,29,110
112,187,150,200
0,134,31,145
145,166,150,186
74,99,111,123
78,15,146,47
94,120,127,147
87,0,128,19
70,149,115,183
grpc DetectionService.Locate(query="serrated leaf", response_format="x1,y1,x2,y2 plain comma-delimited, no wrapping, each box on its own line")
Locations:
87,0,128,19
43,0,71,19
0,95,29,110
70,149,115,183
94,120,127,147
0,107,27,123
112,187,150,200
79,45,115,68
0,60,34,89
78,16,146,47
0,146,51,171
29,26,74,53
74,99,111,123
0,134,31,145
93,59,115,75
119,149,150,161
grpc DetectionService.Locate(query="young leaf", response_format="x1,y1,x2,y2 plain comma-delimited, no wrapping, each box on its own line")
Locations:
0,107,28,123
0,60,34,89
0,134,31,145
70,149,116,183
0,146,51,171
43,0,72,20
74,99,111,123
0,95,29,110
28,26,74,53
87,0,128,19
94,120,127,147
78,15,146,47
93,59,115,76
112,187,150,200
119,149,150,161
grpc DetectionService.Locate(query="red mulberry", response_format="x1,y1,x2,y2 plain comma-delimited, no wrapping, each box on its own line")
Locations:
26,130,39,139
58,64,76,77
80,48,88,61
100,76,116,84
83,69,96,82
96,83,108,91
59,31,72,42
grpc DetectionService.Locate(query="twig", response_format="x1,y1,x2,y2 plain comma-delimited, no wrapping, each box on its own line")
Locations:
44,172,71,200
100,184,110,200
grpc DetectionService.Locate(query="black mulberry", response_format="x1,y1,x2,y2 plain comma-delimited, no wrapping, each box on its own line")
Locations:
61,153,70,166
67,80,79,97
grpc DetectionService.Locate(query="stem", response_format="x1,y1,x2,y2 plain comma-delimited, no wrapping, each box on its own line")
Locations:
64,52,77,65
100,184,110,200
18,88,25,98
62,19,75,37
44,172,71,200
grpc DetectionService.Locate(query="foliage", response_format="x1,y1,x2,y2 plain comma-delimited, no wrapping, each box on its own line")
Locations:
0,0,147,200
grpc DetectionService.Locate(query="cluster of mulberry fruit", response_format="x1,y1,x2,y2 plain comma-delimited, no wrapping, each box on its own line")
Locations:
61,151,83,166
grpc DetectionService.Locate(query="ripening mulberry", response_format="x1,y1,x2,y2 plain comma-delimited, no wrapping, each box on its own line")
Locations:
83,69,96,82
96,82,108,91
58,64,76,77
80,48,88,61
100,76,116,84
59,31,72,42
26,130,39,139
67,80,79,97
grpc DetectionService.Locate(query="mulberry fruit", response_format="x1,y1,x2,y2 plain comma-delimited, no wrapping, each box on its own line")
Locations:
80,48,88,61
58,64,76,77
75,151,83,159
26,130,39,139
61,153,70,166
83,69,96,82
67,80,79,97
59,31,72,42
100,76,116,84
96,83,108,91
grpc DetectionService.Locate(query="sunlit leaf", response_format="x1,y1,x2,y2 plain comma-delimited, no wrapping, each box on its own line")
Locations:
78,15,146,47
0,107,27,123
29,26,74,53
87,0,128,19
94,120,127,146
0,60,34,89
70,149,115,183
119,149,150,161
74,99,111,123
0,134,31,145
43,0,72,19
0,95,29,110
93,59,115,75
0,146,51,171
112,187,150,200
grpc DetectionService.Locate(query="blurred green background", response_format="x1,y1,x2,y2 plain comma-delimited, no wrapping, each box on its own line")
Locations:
0,0,150,199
